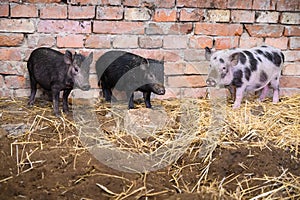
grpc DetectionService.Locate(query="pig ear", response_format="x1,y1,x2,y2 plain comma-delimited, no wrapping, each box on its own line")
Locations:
205,47,212,60
229,52,240,67
82,52,93,69
64,50,73,65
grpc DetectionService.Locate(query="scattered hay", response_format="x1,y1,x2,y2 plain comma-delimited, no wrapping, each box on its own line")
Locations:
0,94,299,199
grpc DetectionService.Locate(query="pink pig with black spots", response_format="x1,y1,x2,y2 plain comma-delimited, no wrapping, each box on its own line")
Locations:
205,45,284,109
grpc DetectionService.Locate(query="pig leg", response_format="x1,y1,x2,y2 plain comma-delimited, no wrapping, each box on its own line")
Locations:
28,77,37,106
259,85,269,102
143,91,152,108
51,89,60,116
101,82,112,102
62,89,71,113
233,87,245,109
128,93,135,109
270,76,280,103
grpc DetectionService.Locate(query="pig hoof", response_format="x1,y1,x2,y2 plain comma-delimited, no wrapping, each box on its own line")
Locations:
232,104,240,109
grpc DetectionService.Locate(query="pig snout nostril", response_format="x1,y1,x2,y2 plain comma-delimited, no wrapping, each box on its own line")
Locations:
206,78,216,87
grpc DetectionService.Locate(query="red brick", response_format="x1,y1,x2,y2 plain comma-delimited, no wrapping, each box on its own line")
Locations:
0,4,9,17
181,88,207,98
283,50,300,62
164,62,184,75
239,34,263,48
0,48,22,61
23,0,60,2
214,37,239,50
195,23,243,36
265,37,289,49
153,9,177,22
57,35,85,48
11,4,38,18
0,61,25,75
179,8,204,22
282,63,300,75
40,5,67,19
89,74,98,89
163,35,188,49
289,37,300,49
38,20,91,33
189,36,213,49
102,0,122,5
5,76,26,89
112,35,139,48
146,23,193,35
252,0,276,10
184,49,205,62
85,35,111,48
0,33,24,47
184,62,209,75
284,26,300,36
68,6,95,19
93,21,144,34
123,0,139,6
167,75,206,88
139,36,163,49
227,0,252,9
153,0,176,8
177,0,211,8
276,0,300,11
245,24,284,37
280,76,300,88
231,10,255,23
70,0,102,4
125,7,151,21
0,19,35,33
96,6,123,20
27,34,56,48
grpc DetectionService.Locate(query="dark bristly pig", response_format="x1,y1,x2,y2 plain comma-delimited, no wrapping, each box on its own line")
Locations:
96,51,165,109
205,45,284,109
27,47,93,116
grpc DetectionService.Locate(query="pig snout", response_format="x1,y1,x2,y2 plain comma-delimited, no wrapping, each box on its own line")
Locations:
206,77,217,87
81,84,91,91
152,84,165,95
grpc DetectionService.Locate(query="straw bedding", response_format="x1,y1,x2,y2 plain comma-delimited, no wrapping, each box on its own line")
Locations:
0,93,299,199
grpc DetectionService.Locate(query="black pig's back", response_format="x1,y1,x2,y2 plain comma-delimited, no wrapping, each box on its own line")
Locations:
27,48,68,90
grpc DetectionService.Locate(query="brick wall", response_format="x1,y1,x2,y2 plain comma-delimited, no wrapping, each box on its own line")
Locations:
0,0,299,99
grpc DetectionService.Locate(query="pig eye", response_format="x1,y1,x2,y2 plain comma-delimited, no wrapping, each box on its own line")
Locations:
222,67,226,70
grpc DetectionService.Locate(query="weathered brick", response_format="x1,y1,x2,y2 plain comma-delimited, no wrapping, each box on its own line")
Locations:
177,0,212,8
289,37,300,49
280,76,300,88
276,0,300,11
38,20,91,33
239,33,263,48
184,49,205,62
181,88,207,98
214,36,239,50
195,23,243,36
96,6,123,20
255,11,279,23
252,0,276,10
139,36,163,49
23,0,60,2
89,74,98,89
164,62,185,75
68,0,101,4
68,6,95,19
0,33,24,47
123,0,139,6
189,36,213,49
151,0,176,8
281,12,300,24
284,50,300,62
125,7,151,21
284,26,300,36
0,19,35,33
40,5,67,19
231,10,255,23
153,9,177,22
57,34,85,48
0,61,25,75
282,63,300,75
265,37,289,49
10,4,38,18
179,8,205,22
184,62,209,75
0,48,22,61
163,35,188,49
0,75,5,88
85,35,111,48
112,35,139,48
245,24,284,37
146,23,193,35
5,76,26,89
207,10,230,22
102,0,122,5
0,4,9,17
93,21,144,34
167,75,206,88
227,0,252,9
27,34,56,48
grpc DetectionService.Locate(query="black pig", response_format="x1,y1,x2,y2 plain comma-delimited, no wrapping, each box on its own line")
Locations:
96,51,165,109
27,47,93,116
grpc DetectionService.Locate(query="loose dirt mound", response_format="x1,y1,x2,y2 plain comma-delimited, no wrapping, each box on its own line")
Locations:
0,96,299,199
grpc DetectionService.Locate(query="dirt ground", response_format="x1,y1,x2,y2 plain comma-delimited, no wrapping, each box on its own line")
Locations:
0,97,299,200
